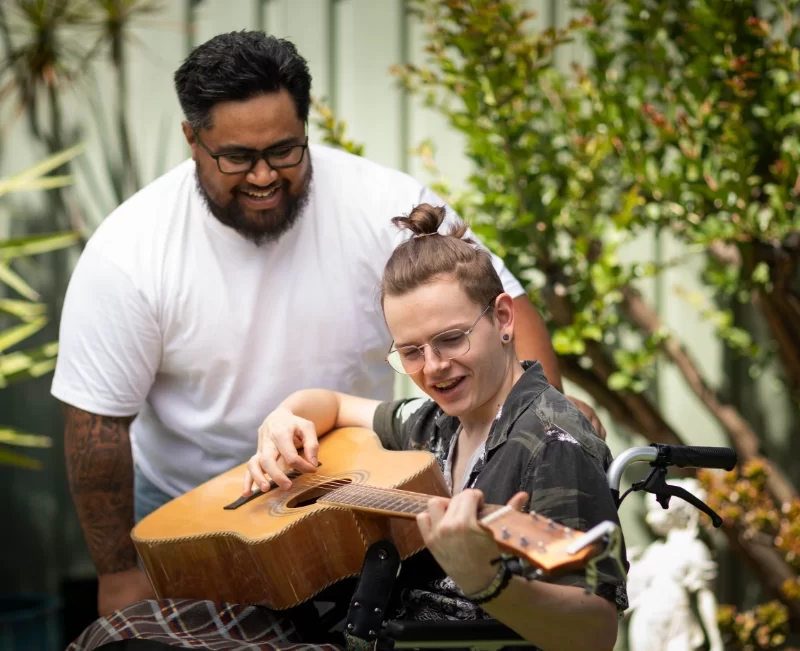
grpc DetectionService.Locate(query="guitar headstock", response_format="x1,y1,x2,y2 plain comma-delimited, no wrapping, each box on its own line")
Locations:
479,506,610,578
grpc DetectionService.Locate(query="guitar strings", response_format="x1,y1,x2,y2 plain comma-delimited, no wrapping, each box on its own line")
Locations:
263,473,430,503
256,472,508,518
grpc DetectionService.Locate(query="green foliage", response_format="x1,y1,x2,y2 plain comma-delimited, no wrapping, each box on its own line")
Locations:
718,600,790,650
394,0,663,388
0,145,83,469
312,98,366,157
0,0,168,227
576,0,800,365
390,0,800,397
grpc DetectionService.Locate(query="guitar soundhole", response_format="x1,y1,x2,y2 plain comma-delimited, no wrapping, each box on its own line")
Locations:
286,479,353,509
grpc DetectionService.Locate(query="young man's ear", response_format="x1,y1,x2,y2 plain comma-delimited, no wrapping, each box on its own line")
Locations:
495,293,516,338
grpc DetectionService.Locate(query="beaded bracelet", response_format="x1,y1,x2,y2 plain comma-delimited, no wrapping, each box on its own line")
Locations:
464,558,514,605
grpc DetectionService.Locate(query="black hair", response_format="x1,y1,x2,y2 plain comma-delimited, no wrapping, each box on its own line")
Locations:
173,30,312,130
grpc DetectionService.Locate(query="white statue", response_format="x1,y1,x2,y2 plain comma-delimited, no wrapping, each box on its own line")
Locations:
625,478,724,651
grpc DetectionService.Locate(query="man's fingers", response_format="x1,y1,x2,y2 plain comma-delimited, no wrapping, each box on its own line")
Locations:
433,491,484,535
244,455,267,495
416,512,433,541
507,491,529,511
596,422,607,441
566,395,607,441
446,489,483,525
242,465,255,496
255,443,293,490
426,496,449,527
588,412,606,440
298,421,320,467
275,427,317,473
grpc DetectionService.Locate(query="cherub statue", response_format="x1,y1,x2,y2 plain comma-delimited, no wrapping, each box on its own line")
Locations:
625,478,724,651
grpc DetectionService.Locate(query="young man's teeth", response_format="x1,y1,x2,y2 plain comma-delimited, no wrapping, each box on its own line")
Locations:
435,379,459,389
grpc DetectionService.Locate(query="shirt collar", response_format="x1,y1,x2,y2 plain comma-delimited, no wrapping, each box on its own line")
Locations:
433,360,551,451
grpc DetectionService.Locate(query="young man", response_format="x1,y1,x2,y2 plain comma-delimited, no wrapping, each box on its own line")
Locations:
67,205,626,651
52,30,606,617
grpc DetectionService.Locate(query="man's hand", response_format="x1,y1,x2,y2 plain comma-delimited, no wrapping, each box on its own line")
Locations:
566,395,607,440
416,490,529,596
244,407,319,494
98,567,156,617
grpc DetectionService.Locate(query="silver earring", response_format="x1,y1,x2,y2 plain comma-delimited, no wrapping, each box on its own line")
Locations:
503,334,510,342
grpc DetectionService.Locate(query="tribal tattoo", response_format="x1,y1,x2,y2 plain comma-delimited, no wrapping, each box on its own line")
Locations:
63,404,138,575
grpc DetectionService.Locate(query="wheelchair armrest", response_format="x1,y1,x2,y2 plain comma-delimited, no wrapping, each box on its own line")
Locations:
381,619,525,643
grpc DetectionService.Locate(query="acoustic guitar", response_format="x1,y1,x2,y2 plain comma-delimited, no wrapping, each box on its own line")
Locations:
132,427,615,610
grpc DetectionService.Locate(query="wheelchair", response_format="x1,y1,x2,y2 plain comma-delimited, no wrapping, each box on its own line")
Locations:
96,443,737,651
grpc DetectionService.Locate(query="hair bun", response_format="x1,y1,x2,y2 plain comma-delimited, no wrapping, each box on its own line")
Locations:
391,203,446,238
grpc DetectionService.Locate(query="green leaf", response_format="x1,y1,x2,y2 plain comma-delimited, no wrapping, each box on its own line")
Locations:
751,261,770,285
0,341,59,382
608,372,631,391
552,330,575,355
580,325,603,341
0,427,51,448
0,445,42,470
0,263,40,301
0,144,84,198
0,317,48,353
0,232,80,262
0,175,74,195
0,299,47,322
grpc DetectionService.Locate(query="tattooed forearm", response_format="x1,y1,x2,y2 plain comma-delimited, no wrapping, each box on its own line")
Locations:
62,403,138,574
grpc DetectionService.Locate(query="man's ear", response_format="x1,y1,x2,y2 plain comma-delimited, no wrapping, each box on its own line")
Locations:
494,292,515,338
181,121,198,160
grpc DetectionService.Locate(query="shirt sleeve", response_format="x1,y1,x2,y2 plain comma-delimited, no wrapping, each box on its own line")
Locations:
416,186,525,299
50,245,161,417
524,437,629,613
372,397,435,451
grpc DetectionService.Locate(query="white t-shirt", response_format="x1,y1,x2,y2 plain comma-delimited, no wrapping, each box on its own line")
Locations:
51,144,525,497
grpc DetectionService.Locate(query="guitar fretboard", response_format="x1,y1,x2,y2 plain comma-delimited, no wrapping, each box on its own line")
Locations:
320,483,502,520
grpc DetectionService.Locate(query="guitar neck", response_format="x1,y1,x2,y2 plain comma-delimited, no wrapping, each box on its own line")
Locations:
319,481,503,521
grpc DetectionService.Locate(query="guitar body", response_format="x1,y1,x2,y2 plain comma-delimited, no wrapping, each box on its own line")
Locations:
132,427,449,610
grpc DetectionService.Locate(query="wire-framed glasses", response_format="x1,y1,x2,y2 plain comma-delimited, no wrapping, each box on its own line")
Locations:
385,299,496,375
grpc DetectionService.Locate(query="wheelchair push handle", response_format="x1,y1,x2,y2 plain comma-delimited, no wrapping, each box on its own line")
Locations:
607,443,738,492
607,443,738,528
652,443,737,471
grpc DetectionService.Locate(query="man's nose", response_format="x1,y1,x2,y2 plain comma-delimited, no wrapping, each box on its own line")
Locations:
247,157,278,185
422,345,449,373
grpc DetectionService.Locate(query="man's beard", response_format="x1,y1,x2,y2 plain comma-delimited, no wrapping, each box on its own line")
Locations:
196,164,313,246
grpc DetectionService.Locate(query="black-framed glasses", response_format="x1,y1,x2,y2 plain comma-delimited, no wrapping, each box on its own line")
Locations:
193,130,309,174
385,299,497,375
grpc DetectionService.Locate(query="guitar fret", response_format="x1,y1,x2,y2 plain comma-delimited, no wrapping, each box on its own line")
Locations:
325,483,431,515
323,484,511,521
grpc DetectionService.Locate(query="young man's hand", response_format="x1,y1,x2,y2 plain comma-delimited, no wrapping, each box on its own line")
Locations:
416,490,528,595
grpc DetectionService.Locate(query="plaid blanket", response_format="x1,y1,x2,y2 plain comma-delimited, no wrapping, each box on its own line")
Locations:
67,599,344,651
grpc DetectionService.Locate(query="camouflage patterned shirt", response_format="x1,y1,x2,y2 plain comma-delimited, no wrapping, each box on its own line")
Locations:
372,360,629,626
